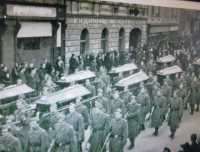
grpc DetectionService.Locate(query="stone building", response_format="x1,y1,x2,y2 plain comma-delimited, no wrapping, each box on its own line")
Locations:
0,0,66,70
65,0,148,68
147,6,180,47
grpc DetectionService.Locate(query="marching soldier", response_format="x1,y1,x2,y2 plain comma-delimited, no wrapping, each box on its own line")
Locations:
173,74,180,91
1,125,23,152
120,87,133,106
88,102,110,152
166,75,173,94
54,114,77,152
151,90,166,136
162,80,171,109
177,84,187,120
153,76,161,89
75,96,90,129
125,96,140,150
168,91,183,139
188,89,197,115
110,109,128,152
66,103,84,152
85,79,96,97
96,89,110,114
110,91,125,119
94,76,107,96
27,121,48,152
137,87,150,131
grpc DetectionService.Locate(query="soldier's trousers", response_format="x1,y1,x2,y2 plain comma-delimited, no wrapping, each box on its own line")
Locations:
190,104,195,114
110,137,124,152
55,144,70,152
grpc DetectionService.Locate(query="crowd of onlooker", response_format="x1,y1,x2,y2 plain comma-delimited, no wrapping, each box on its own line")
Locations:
163,133,200,152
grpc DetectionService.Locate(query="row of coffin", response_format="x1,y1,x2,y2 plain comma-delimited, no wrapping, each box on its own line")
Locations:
0,55,187,116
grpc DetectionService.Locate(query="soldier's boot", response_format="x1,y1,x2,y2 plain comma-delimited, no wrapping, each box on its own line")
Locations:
139,125,143,131
153,127,158,136
190,104,194,115
142,124,145,131
169,129,175,139
184,103,188,110
128,139,135,150
196,103,199,112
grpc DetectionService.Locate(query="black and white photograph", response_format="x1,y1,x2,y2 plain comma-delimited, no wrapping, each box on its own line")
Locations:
0,0,200,152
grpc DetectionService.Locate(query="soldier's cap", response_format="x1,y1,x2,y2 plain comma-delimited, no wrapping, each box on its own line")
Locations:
114,108,122,114
180,142,190,150
69,102,76,108
97,88,103,93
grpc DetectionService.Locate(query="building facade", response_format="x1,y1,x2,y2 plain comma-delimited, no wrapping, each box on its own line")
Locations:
65,0,148,68
0,0,66,70
147,6,180,47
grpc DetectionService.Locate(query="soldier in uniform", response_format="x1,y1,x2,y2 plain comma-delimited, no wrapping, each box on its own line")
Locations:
94,76,106,96
162,80,171,111
54,114,77,152
177,84,187,120
125,96,140,150
137,87,150,131
96,89,110,114
109,108,128,152
153,76,161,89
1,125,23,152
168,91,183,139
188,89,197,115
120,87,133,107
151,90,166,136
110,91,125,119
166,75,173,94
88,103,110,152
66,103,84,152
27,121,48,152
173,74,180,91
85,79,96,97
75,96,90,129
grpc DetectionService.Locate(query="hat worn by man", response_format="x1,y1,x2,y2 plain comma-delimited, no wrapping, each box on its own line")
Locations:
180,142,190,152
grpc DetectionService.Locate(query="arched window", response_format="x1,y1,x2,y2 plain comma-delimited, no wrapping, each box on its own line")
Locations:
80,28,89,55
118,28,125,51
129,28,142,49
101,28,109,53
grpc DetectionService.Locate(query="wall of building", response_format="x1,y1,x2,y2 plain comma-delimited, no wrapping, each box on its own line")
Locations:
65,0,148,68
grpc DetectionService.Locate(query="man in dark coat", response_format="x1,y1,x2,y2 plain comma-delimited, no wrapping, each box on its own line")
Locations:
168,91,183,139
37,63,46,84
66,103,84,152
125,96,140,149
151,90,166,136
96,89,110,114
43,58,52,74
26,69,37,97
88,103,110,152
162,80,171,112
85,79,96,97
137,87,150,131
19,68,27,84
109,108,128,152
11,62,20,83
188,89,197,115
190,133,199,152
69,54,78,74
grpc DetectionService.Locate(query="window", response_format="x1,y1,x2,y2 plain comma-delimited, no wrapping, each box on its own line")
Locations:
151,6,155,17
101,28,109,53
80,28,89,55
118,28,125,51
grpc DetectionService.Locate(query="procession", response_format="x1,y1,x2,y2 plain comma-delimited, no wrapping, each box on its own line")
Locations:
1,32,200,152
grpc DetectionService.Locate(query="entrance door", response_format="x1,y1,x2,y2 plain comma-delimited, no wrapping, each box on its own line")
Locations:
80,28,89,55
129,28,142,49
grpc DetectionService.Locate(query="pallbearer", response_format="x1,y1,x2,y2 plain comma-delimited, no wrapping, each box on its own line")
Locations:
125,96,140,150
66,103,84,152
110,108,128,152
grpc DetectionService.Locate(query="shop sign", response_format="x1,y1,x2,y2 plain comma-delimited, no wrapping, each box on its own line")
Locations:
7,4,56,18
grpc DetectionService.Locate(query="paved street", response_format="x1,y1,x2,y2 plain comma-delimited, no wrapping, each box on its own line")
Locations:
83,106,200,152
124,107,200,152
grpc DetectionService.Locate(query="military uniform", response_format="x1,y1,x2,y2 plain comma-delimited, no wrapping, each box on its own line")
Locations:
76,104,90,129
1,132,23,152
66,112,84,152
96,96,110,114
188,90,197,115
85,84,96,97
173,77,181,91
137,92,150,130
177,88,187,118
162,84,171,106
54,120,77,152
89,110,110,152
168,96,183,138
27,125,48,152
120,91,133,106
110,98,125,118
126,103,140,147
151,95,166,135
110,118,128,152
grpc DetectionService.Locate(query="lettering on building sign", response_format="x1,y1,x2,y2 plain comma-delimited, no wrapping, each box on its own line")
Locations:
7,4,56,17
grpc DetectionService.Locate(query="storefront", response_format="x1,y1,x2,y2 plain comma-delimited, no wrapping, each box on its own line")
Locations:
0,1,66,70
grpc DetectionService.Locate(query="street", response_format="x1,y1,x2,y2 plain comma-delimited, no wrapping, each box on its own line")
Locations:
125,107,200,152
